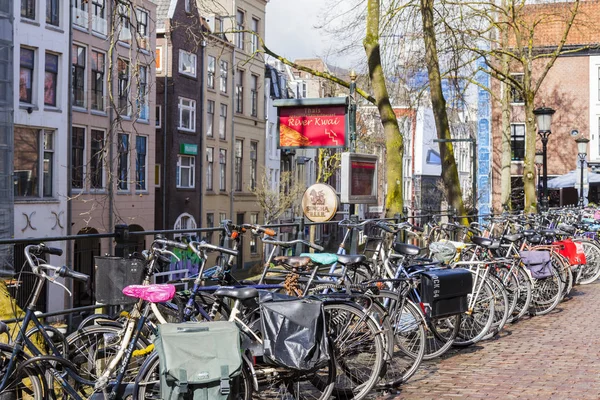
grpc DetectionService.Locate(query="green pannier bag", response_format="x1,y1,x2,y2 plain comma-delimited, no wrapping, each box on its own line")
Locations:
154,321,243,400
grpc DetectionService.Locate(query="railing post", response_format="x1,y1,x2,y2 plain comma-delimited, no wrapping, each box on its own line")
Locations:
114,224,130,257
349,214,359,255
295,217,305,255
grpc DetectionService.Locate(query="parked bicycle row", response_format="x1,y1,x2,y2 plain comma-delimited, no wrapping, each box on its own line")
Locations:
2,207,600,400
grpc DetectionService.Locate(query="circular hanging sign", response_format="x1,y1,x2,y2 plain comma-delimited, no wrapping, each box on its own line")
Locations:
302,183,339,222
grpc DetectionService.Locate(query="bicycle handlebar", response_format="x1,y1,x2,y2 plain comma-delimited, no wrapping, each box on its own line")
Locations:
188,241,238,257
261,237,324,252
153,237,188,250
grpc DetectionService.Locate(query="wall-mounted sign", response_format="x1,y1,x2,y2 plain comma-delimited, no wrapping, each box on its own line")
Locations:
302,183,338,222
180,143,198,155
274,97,348,149
340,152,378,204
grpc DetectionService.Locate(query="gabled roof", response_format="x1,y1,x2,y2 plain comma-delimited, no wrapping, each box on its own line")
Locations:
155,0,177,33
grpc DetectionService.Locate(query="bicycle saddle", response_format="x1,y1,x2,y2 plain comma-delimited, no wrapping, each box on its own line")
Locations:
502,234,523,243
392,242,420,256
214,287,259,301
273,256,311,270
122,284,176,303
336,254,367,265
471,236,493,248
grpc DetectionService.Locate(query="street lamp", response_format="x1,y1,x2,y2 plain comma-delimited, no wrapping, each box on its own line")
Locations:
535,151,543,208
575,137,589,207
534,106,555,211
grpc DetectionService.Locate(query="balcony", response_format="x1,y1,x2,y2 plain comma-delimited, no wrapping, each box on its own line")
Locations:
92,15,107,36
72,8,88,29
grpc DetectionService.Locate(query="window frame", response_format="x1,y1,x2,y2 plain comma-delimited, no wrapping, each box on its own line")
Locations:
137,64,148,120
510,123,526,161
220,60,228,93
135,135,147,191
19,47,35,104
178,97,196,132
14,128,55,199
219,149,227,191
235,70,244,114
71,126,85,190
250,74,258,117
250,141,257,191
177,155,196,189
178,50,197,78
509,73,524,104
72,44,86,108
250,18,259,53
117,58,130,115
91,50,105,111
219,103,227,140
21,0,36,20
206,147,214,191
250,213,258,253
118,133,130,191
44,52,58,107
90,129,105,190
46,0,60,26
235,140,243,191
236,10,245,50
207,56,215,89
207,100,215,137
155,46,163,72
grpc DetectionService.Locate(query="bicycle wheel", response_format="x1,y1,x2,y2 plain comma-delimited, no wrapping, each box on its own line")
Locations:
491,263,520,320
425,313,461,359
372,291,425,388
0,344,45,400
553,253,573,299
507,264,533,322
133,351,253,400
453,276,495,347
481,273,509,340
323,301,385,400
528,262,564,316
575,239,600,285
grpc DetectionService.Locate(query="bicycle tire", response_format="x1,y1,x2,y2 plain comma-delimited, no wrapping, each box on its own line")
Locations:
481,273,510,340
453,275,495,347
0,343,45,400
528,260,564,316
323,301,385,400
574,239,600,285
425,313,461,359
507,264,533,322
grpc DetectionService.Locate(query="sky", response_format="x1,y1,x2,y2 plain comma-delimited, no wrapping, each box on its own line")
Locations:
265,0,350,68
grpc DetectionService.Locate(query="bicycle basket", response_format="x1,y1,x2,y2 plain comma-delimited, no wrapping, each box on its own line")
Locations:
260,294,330,372
94,256,145,305
519,250,553,279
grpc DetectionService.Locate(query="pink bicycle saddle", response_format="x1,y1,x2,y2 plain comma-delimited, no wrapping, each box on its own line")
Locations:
122,284,176,303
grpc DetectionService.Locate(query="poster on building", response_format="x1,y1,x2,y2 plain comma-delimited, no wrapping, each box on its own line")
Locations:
275,98,348,149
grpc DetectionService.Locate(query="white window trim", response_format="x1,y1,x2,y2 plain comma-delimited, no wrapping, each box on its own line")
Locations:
177,155,196,188
509,73,525,105
118,133,130,192
174,212,197,239
178,97,196,132
178,49,197,78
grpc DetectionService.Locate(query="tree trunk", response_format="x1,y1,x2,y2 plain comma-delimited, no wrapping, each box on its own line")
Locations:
419,0,467,224
524,93,537,213
500,53,512,210
363,0,404,216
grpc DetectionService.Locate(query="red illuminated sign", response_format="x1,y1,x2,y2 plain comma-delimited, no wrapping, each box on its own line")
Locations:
278,105,347,149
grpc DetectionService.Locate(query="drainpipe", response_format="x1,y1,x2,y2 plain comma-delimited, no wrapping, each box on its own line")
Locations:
66,0,74,310
198,38,206,227
162,29,169,230
229,9,236,221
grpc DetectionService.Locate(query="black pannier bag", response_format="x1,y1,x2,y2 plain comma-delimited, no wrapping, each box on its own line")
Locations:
260,295,330,372
419,268,472,318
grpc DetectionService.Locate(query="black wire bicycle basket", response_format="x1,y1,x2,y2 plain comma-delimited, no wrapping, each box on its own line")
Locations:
94,256,145,305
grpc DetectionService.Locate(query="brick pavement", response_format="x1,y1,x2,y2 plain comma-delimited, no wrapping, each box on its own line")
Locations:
388,282,600,399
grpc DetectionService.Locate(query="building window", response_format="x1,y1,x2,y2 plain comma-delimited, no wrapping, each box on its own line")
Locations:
72,45,86,108
250,74,258,117
511,123,525,161
509,73,524,104
206,147,214,191
302,82,307,98
184,0,191,13
178,97,196,132
90,130,104,189
137,65,148,120
206,213,214,243
219,213,227,223
118,3,131,43
92,0,106,34
118,58,130,115
250,18,259,53
174,213,197,240
156,105,162,127
250,141,257,190
235,140,243,191
72,127,85,189
14,129,54,198
91,51,105,111
220,60,228,93
215,17,224,38
207,56,215,89
135,136,147,190
235,70,244,113
19,48,34,104
46,0,59,26
118,133,129,190
219,104,227,139
155,47,162,72
177,155,195,188
44,53,58,107
155,164,161,188
250,213,258,253
207,100,215,137
219,149,227,191
179,50,197,77
136,8,149,49
236,10,244,50
21,0,35,20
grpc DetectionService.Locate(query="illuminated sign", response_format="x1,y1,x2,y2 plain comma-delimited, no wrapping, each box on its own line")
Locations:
274,98,348,149
340,153,378,204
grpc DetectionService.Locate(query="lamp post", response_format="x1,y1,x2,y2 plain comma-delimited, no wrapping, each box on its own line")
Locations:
535,151,543,209
575,137,589,207
534,107,555,211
